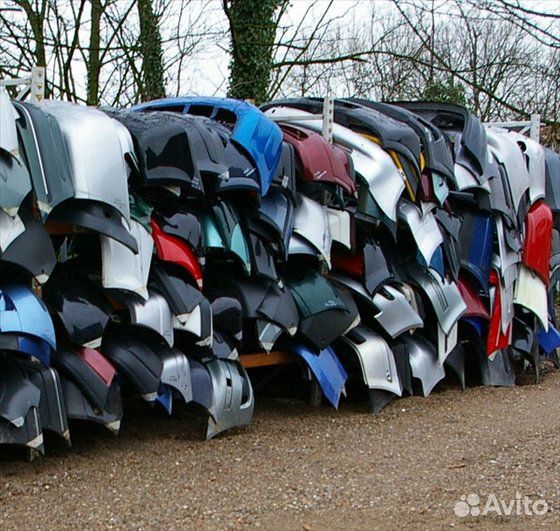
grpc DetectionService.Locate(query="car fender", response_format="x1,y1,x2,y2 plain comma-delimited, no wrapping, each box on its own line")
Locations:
480,349,515,387
53,346,118,413
50,199,138,252
173,297,213,346
101,219,153,300
0,333,51,367
398,199,443,265
105,109,203,192
544,147,560,212
149,262,204,315
42,101,131,221
154,209,202,252
263,106,405,221
522,200,553,285
326,207,353,250
289,343,347,409
514,264,549,331
43,263,112,349
253,188,295,259
458,276,490,320
134,97,282,196
280,123,356,194
336,324,401,396
486,127,530,213
101,326,164,401
247,229,277,280
458,209,494,293
13,101,74,218
60,376,122,434
407,265,467,335
255,320,284,352
1,214,56,284
402,334,445,397
0,284,56,351
508,132,546,204
372,285,424,338
156,347,192,413
203,358,254,439
537,322,560,355
0,150,32,217
0,353,41,427
151,219,203,288
17,361,70,443
293,195,332,268
121,290,174,347
0,210,25,252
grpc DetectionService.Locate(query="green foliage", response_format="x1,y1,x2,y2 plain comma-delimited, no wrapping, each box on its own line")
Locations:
422,77,467,107
225,0,284,104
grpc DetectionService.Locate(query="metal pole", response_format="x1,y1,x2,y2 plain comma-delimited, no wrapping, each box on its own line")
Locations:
30,66,45,103
322,89,334,144
530,114,541,143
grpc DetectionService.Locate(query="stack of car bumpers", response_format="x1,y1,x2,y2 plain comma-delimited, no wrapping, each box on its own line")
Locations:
0,88,559,457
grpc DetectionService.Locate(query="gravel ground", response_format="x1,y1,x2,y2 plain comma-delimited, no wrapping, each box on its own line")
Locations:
1,366,560,531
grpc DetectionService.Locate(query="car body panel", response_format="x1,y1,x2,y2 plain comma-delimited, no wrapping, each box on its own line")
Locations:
17,362,70,443
537,323,560,354
0,149,32,217
0,284,56,351
156,347,192,414
53,346,118,411
50,199,138,252
480,349,515,387
486,127,530,213
326,208,352,250
458,209,493,293
514,264,549,331
401,334,445,397
101,219,153,300
507,132,546,204
407,265,467,335
392,102,488,181
149,262,204,316
133,97,282,196
43,263,112,348
289,343,348,409
60,376,122,434
122,289,174,347
0,333,52,366
0,210,25,252
151,218,203,288
398,200,443,265
281,123,356,194
263,106,405,221
0,214,56,284
544,147,560,212
336,324,401,396
458,276,490,320
203,358,254,439
522,200,552,285
487,279,512,357
101,326,164,402
13,101,75,218
293,195,332,268
42,101,131,221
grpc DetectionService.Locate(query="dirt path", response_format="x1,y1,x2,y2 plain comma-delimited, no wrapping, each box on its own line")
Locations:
1,371,560,531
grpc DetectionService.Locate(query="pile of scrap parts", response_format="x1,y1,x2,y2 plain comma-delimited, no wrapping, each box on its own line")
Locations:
0,89,559,458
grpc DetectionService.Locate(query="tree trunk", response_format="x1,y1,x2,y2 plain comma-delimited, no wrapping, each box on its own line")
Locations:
86,0,102,105
223,0,282,104
137,0,165,101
